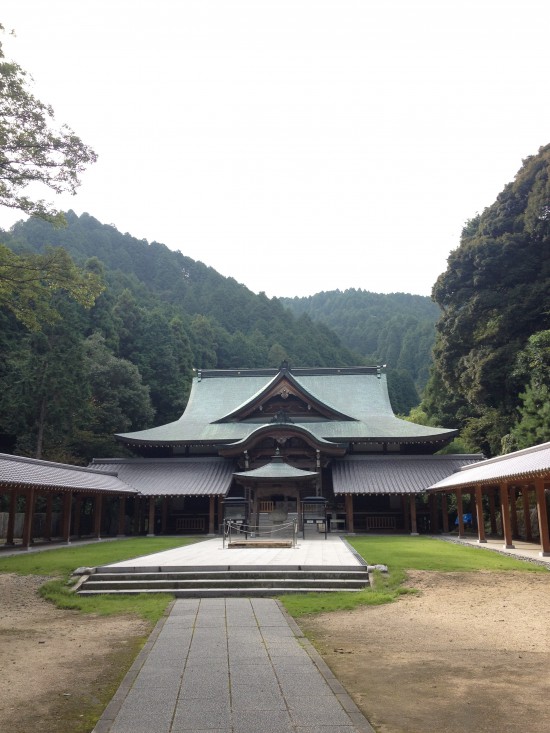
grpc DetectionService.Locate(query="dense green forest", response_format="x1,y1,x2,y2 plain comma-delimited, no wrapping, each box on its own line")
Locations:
0,212,367,462
422,144,550,456
281,289,440,408
2,153,549,463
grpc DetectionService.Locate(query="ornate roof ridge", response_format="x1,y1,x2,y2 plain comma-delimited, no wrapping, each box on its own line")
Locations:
197,365,382,379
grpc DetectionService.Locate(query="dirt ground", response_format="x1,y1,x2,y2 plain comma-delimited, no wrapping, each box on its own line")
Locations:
1,570,549,733
302,570,550,733
0,573,149,733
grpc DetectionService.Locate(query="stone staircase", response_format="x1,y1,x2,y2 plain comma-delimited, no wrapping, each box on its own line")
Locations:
76,564,370,597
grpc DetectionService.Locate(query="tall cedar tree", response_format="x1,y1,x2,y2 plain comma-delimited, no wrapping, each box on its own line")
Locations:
428,144,550,456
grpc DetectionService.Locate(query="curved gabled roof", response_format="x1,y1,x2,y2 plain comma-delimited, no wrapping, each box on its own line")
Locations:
116,366,457,448
234,454,318,482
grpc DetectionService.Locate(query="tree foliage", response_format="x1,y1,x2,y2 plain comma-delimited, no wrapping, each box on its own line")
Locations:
0,26,102,332
0,211,364,461
0,244,103,329
281,289,439,392
0,26,97,223
426,144,550,455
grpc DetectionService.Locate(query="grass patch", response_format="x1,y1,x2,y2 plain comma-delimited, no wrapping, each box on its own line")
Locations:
0,536,201,576
39,578,175,623
280,534,546,618
280,568,413,617
0,536,202,622
348,535,547,573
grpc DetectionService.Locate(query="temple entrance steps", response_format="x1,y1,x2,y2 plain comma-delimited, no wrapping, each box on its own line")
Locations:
76,565,370,597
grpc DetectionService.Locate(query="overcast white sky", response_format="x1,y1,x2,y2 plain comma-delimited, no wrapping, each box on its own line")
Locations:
1,1,549,298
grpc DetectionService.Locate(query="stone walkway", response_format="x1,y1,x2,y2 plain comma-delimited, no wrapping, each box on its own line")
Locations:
93,597,374,733
105,533,363,570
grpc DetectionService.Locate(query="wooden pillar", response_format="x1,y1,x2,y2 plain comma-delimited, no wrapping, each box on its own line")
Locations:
402,495,410,532
488,489,497,535
208,496,216,535
117,496,126,536
217,496,224,533
510,487,519,538
499,483,515,549
133,497,140,535
456,489,465,538
409,495,418,536
534,479,550,556
161,497,168,534
429,493,439,533
474,485,486,543
6,489,17,546
522,487,533,542
147,496,156,537
61,492,72,543
345,494,354,533
44,493,53,541
21,488,36,549
73,496,82,537
441,493,449,533
93,494,103,539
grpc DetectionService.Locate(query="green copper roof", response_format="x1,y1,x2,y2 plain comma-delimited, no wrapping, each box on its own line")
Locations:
234,454,318,482
116,366,457,447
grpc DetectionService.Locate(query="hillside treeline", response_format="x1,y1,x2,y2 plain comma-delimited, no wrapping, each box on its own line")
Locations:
423,144,550,456
0,212,360,462
281,289,440,411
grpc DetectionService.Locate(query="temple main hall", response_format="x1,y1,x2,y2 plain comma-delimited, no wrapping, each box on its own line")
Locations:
90,363,480,535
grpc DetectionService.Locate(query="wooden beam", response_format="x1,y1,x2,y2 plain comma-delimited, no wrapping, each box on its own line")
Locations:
61,492,72,544
402,495,410,532
147,496,156,537
208,496,216,535
499,483,515,549
441,493,449,533
429,493,439,533
94,494,103,539
44,493,53,541
6,489,17,546
217,496,223,533
117,496,126,537
510,487,519,538
73,496,82,537
409,494,418,536
474,485,486,543
21,487,35,549
534,479,550,556
161,497,168,534
345,494,354,534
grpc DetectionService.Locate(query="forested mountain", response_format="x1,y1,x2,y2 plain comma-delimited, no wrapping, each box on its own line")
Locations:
424,144,550,456
0,212,362,462
281,289,440,410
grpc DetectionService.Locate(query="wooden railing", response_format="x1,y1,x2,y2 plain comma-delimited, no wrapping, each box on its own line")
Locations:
176,517,205,532
258,501,275,512
365,515,396,530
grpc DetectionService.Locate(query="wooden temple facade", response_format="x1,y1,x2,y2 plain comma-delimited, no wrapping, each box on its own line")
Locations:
1,364,549,554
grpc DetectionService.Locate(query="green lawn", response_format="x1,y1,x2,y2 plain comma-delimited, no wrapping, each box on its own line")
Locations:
0,536,202,623
347,534,546,573
279,534,546,618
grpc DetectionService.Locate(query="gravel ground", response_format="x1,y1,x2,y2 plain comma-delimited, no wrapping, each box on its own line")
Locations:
301,569,550,733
